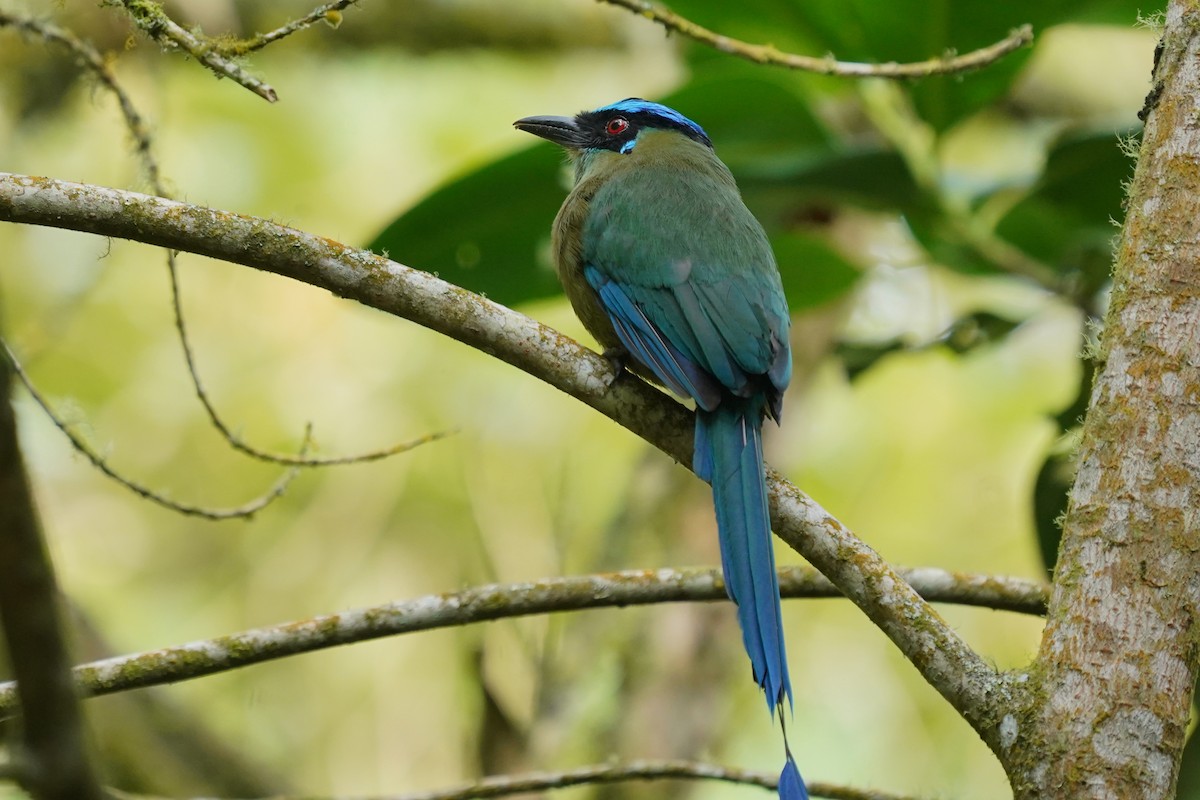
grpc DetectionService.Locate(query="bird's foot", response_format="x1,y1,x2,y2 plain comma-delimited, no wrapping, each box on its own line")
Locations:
601,347,628,387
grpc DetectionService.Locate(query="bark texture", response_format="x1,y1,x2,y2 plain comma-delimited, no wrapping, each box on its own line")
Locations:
1004,2,1200,795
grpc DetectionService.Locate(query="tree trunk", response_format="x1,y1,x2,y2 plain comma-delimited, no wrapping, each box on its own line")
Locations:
1003,1,1200,796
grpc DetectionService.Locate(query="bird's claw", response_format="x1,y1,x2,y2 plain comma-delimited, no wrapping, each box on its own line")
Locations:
601,347,628,387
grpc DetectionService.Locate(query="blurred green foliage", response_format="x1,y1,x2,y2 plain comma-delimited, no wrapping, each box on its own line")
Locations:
0,0,1166,797
997,131,1134,305
373,0,1150,581
375,0,1141,314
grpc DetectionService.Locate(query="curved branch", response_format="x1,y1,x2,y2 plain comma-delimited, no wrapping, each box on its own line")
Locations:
1,339,301,520
106,760,922,800
0,173,1009,746
252,759,922,800
599,0,1033,78
0,15,438,471
165,252,456,466
0,16,306,513
768,475,1015,743
0,11,162,188
0,566,1045,717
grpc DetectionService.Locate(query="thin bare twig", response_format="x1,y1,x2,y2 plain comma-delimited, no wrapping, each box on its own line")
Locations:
163,253,455,466
386,761,787,800
0,11,164,195
0,10,161,188
115,0,278,102
599,0,1033,78
0,11,438,469
0,565,1045,717
1,338,301,520
0,173,1010,744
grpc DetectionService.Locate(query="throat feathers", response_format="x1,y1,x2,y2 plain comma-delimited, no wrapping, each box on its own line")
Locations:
515,98,808,800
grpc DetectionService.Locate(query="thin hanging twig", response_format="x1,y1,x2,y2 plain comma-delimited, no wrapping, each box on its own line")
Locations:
1,339,302,520
0,10,444,471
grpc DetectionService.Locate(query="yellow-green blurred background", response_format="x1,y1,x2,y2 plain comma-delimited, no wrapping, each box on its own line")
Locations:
0,0,1156,798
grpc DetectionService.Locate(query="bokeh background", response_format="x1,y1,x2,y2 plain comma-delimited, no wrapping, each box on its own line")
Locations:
0,0,1162,797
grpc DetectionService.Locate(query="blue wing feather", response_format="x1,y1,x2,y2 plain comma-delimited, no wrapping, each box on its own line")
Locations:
581,161,789,401
578,142,794,718
585,266,722,409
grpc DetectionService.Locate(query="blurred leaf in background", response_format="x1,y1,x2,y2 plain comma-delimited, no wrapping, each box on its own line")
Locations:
369,144,569,306
997,130,1134,307
0,0,1163,797
370,1,1144,609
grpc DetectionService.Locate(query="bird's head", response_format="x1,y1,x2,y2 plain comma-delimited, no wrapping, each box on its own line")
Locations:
513,98,712,155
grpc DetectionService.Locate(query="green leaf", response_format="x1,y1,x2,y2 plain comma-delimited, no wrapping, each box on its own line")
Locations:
746,148,922,211
741,148,931,298
996,130,1133,295
835,311,1026,379
671,0,1148,130
367,144,568,308
663,67,833,173
772,231,862,310
1032,356,1093,575
903,206,999,276
1176,715,1200,799
368,72,836,308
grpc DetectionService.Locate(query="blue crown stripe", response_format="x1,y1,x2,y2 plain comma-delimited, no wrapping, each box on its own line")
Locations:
594,98,708,142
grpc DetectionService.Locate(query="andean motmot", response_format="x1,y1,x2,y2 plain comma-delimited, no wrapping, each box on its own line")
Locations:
515,99,806,799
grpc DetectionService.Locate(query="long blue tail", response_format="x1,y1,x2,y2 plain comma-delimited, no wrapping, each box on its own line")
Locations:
693,396,792,713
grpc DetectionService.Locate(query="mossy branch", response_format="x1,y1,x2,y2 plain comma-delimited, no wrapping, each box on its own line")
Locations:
0,565,1045,717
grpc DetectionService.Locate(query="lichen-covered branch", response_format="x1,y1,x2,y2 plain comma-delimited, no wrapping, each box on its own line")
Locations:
106,760,923,800
0,564,1043,718
0,322,103,798
219,0,360,54
768,475,1015,747
114,0,278,102
599,0,1033,78
1002,1,1200,796
270,759,921,800
0,172,1009,740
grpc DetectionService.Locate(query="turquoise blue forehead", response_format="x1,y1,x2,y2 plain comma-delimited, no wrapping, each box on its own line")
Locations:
594,99,709,141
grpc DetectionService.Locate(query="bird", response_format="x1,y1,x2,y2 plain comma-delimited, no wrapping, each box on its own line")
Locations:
515,99,806,799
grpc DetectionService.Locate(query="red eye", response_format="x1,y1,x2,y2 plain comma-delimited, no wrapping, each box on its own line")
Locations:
605,117,629,136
